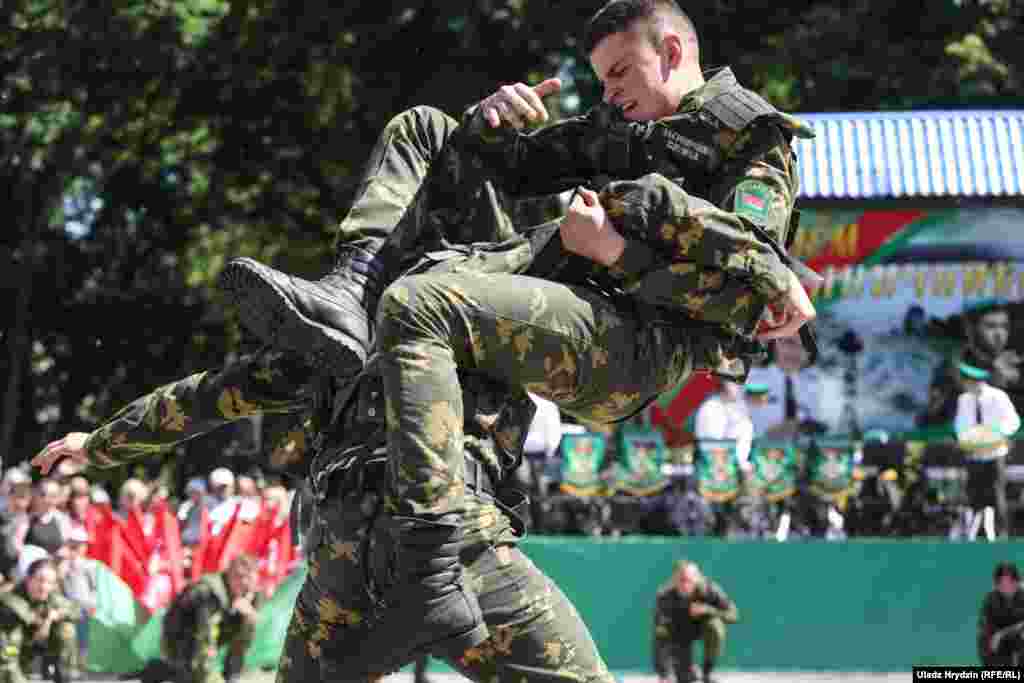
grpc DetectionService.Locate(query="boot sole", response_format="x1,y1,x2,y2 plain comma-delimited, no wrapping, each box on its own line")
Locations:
218,257,366,377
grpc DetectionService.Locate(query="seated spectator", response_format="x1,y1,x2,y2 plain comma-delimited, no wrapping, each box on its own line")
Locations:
65,476,92,543
177,478,209,547
23,479,72,556
57,527,99,667
0,471,33,586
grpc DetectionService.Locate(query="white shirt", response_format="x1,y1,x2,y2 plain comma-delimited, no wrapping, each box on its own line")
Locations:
954,383,1022,460
694,394,754,465
523,394,563,459
744,365,841,437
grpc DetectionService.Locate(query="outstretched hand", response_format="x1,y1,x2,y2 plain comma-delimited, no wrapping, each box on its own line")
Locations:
32,432,90,476
481,78,561,129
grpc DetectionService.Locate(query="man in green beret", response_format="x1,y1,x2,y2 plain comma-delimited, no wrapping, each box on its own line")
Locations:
955,361,1021,539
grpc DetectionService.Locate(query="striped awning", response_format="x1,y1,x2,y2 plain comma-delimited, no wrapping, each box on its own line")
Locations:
793,110,1024,200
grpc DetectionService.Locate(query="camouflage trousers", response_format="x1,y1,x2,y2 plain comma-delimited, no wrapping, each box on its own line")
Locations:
376,271,693,516
276,483,616,683
165,618,256,683
663,616,728,675
0,621,77,683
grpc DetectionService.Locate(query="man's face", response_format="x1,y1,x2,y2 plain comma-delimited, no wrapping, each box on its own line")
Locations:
227,564,258,597
974,311,1010,355
675,567,699,596
774,335,807,373
26,566,57,602
589,24,680,121
998,574,1019,597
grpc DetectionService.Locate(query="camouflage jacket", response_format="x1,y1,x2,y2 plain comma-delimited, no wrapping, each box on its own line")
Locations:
455,67,814,375
653,578,738,675
82,348,314,474
0,586,78,656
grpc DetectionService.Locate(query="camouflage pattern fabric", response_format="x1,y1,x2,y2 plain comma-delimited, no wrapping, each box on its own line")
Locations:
376,271,692,516
0,588,78,683
82,348,314,478
279,481,615,683
652,577,738,678
163,573,261,683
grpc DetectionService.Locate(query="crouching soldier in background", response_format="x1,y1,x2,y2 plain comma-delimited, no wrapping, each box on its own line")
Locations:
653,561,738,683
145,554,261,683
0,558,78,683
979,561,1024,666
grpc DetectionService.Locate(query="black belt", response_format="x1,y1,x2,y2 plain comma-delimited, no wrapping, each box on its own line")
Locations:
326,452,499,500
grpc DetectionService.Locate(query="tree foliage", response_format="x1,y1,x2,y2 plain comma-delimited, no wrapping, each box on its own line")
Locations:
1,0,1020,468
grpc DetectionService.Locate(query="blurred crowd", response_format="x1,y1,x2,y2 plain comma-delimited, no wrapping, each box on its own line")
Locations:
0,461,299,668
515,305,1024,543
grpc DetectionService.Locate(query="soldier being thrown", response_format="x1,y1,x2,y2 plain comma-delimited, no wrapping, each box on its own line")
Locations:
35,1,815,681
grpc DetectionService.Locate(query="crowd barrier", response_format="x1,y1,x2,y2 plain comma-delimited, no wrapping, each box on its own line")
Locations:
87,536,1016,674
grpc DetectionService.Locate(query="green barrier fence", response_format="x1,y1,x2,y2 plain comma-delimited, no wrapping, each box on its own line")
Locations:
519,536,1022,672
87,537,1023,673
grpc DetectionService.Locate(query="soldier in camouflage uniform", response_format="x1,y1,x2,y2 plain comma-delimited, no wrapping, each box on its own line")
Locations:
653,561,738,683
0,558,78,683
153,554,262,683
36,1,816,681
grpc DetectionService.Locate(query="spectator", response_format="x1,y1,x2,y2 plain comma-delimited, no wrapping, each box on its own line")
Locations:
0,471,32,584
65,476,92,542
653,560,739,683
955,362,1021,540
57,527,99,667
979,561,1024,666
694,380,754,471
178,478,209,547
208,468,239,535
745,335,839,438
23,479,72,556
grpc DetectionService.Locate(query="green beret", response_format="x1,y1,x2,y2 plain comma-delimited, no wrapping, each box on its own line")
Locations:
959,362,990,381
744,382,770,395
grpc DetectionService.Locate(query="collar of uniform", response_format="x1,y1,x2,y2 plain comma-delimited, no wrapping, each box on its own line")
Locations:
676,67,737,113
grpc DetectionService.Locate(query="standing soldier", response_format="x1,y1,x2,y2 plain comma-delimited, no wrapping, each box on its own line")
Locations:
0,558,78,683
156,554,262,683
653,561,738,683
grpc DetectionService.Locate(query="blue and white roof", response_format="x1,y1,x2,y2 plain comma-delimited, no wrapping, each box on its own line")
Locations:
793,110,1024,200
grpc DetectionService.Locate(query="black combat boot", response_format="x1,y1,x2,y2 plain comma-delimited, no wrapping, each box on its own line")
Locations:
217,247,383,377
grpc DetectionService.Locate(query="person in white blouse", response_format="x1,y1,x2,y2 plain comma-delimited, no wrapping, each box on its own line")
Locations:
955,362,1022,540
693,380,753,471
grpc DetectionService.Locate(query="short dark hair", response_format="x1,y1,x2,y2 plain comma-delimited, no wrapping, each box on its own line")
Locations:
995,561,1020,582
27,557,58,579
583,0,697,56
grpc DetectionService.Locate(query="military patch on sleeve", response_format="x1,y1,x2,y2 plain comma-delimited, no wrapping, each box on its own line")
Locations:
733,180,773,224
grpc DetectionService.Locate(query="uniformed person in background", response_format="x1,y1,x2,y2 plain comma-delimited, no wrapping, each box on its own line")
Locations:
157,554,262,683
0,558,78,683
653,560,738,683
978,561,1024,666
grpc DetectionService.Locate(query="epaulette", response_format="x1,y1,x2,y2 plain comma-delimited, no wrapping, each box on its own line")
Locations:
705,87,814,140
